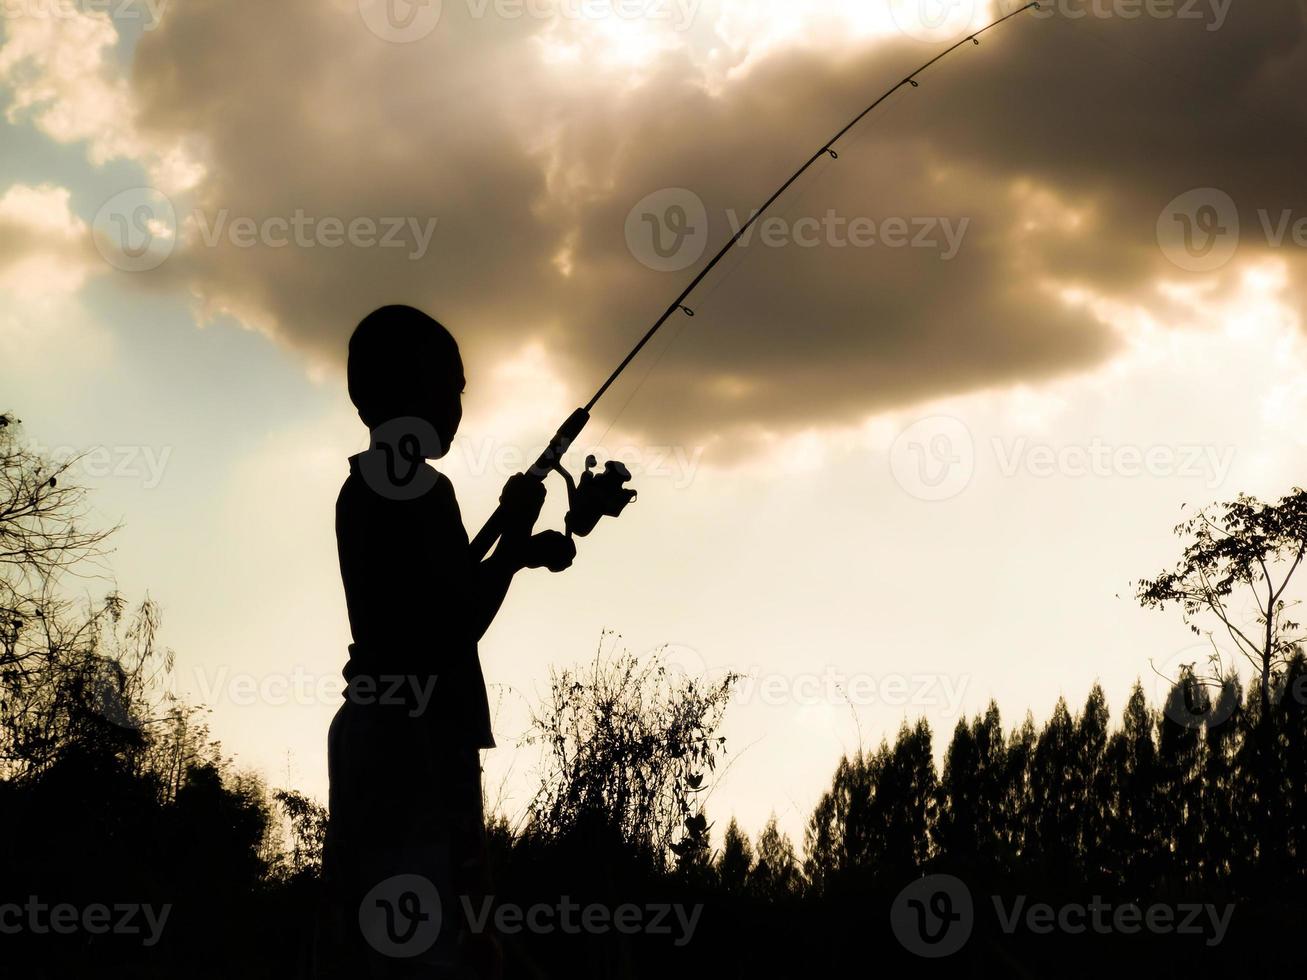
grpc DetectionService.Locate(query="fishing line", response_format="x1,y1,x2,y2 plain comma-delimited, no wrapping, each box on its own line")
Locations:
594,78,920,443
585,4,1044,416
593,145,845,445
470,2,1045,559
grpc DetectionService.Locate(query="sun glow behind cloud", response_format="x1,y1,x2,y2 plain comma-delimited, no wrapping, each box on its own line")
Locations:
532,0,960,85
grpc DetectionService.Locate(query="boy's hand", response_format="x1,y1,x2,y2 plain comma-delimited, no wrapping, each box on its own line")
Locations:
521,531,576,573
499,473,546,539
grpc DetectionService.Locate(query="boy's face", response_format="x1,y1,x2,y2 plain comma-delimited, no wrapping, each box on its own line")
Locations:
421,352,464,458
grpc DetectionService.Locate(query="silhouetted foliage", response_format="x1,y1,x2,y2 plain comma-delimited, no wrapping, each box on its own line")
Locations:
8,414,1307,975
523,633,737,868
749,814,801,900
272,788,330,880
1138,490,1307,720
716,816,753,894
0,418,320,977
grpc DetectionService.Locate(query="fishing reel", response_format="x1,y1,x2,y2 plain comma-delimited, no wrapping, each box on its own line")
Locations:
553,454,637,539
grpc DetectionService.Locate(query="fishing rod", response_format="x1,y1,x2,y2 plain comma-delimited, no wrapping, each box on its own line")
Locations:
471,1,1042,561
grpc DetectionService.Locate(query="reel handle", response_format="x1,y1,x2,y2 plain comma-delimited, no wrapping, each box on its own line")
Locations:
469,408,590,561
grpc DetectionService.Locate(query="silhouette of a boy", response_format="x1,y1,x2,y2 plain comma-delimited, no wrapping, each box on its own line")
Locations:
318,305,574,978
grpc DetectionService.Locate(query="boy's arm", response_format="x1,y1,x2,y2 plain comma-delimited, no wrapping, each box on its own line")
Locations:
471,545,524,643
468,476,576,642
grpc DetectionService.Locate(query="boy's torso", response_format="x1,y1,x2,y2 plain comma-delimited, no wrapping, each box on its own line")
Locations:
335,454,493,748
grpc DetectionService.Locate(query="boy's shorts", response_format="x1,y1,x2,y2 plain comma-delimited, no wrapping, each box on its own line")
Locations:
314,700,488,978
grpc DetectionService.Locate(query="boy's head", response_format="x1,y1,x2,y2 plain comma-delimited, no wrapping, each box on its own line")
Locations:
348,305,464,457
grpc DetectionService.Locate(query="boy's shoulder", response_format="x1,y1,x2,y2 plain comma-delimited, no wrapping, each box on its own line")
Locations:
338,452,457,514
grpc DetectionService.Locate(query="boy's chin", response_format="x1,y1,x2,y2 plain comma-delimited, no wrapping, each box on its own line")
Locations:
424,432,455,459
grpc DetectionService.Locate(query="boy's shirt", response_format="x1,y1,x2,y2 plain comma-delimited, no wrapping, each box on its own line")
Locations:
335,453,494,749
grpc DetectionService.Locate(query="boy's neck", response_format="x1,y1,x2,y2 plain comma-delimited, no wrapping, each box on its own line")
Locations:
356,426,440,499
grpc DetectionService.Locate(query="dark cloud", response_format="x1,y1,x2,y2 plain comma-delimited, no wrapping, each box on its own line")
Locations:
127,0,1307,446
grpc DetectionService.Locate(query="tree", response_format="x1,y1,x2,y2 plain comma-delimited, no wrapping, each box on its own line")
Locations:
1156,677,1205,889
1028,697,1079,879
935,704,1009,873
1200,672,1245,886
0,413,114,604
935,718,981,864
0,414,184,780
1137,491,1307,721
1075,686,1111,885
1002,713,1036,863
879,719,937,874
1278,652,1307,881
1104,683,1159,892
750,814,801,899
717,817,754,894
803,750,876,892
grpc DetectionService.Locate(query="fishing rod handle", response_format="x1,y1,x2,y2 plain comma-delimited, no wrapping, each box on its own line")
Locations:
468,407,591,561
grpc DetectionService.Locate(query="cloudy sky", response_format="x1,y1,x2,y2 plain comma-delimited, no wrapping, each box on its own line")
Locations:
2,0,1305,841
